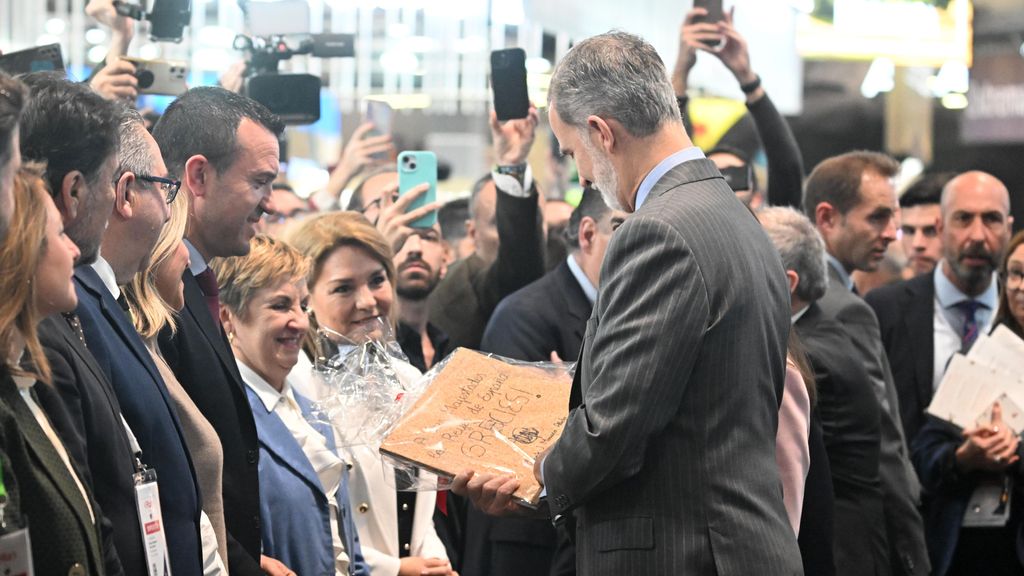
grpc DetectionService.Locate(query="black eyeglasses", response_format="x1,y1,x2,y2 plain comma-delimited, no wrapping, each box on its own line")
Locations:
137,175,181,204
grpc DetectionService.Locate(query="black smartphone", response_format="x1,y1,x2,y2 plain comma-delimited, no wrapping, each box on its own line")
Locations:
0,44,64,75
693,0,724,23
721,165,752,192
490,48,529,121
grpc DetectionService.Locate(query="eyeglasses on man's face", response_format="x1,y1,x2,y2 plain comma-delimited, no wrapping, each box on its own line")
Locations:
114,173,181,204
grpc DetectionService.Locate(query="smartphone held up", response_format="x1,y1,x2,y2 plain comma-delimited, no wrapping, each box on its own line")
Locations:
397,151,438,229
490,48,530,122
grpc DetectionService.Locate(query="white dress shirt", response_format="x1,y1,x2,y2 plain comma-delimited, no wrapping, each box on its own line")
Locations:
238,361,350,575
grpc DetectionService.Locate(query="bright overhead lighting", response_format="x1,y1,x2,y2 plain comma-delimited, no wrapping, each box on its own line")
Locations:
35,34,61,47
525,57,551,74
401,36,439,54
861,57,895,99
45,18,66,36
87,45,108,63
197,26,236,48
139,43,161,60
453,36,486,54
85,28,108,45
941,93,968,110
380,50,420,75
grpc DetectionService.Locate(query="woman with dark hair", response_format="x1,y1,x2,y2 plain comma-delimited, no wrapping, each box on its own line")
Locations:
0,164,109,575
994,230,1024,337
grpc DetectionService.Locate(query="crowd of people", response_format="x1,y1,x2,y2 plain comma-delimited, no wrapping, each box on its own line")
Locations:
0,3,1022,576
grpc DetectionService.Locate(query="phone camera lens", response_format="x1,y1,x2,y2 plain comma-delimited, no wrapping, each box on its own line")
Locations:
136,70,155,89
408,162,417,170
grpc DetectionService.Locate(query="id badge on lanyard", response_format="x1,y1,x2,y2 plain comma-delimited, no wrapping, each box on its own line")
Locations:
0,462,33,575
123,416,172,576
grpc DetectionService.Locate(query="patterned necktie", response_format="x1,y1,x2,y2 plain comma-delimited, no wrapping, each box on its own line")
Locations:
63,313,87,347
954,299,982,352
194,267,222,325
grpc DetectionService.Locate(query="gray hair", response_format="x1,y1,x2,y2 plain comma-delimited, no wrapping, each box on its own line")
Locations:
548,31,680,138
758,206,828,304
117,107,154,177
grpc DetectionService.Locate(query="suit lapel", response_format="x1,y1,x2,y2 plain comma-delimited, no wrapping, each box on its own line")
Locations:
0,376,98,549
74,267,164,386
903,275,936,407
52,315,126,419
556,261,591,345
245,386,327,495
182,272,247,387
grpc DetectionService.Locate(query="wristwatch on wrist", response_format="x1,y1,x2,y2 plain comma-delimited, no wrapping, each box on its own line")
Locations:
496,162,528,182
740,74,762,95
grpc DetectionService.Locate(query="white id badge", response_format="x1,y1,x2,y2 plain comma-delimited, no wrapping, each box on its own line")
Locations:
0,527,33,575
134,467,172,576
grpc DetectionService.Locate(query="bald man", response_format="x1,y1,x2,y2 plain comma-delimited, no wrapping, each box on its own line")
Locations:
867,170,1014,444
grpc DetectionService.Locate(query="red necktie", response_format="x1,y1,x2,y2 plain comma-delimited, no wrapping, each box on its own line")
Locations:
194,267,221,326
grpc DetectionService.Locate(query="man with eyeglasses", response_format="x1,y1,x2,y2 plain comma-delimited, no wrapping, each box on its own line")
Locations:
72,105,208,576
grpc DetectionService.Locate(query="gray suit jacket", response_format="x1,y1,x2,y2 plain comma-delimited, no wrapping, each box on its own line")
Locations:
817,264,930,576
544,158,802,575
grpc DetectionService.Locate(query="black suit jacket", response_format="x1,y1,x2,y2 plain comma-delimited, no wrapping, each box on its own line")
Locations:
463,260,587,576
428,184,545,350
796,302,889,576
0,370,105,576
158,270,263,576
864,273,935,444
37,314,141,576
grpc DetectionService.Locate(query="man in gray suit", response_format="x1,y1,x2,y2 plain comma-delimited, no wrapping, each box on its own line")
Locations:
803,151,930,576
454,31,802,575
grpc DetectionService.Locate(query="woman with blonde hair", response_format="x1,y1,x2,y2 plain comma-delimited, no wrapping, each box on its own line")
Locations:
122,195,228,575
0,163,108,575
286,212,454,576
212,234,367,576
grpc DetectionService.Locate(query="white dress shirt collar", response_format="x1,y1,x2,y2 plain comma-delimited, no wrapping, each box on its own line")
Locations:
186,239,208,276
90,255,121,300
566,254,597,305
791,305,811,325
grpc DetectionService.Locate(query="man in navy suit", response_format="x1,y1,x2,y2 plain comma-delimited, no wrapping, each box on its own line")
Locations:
74,106,205,576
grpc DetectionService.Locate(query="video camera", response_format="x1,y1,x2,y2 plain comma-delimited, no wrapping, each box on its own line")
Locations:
234,0,355,125
113,0,190,43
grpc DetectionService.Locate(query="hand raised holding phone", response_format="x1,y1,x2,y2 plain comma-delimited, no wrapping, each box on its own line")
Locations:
375,181,443,254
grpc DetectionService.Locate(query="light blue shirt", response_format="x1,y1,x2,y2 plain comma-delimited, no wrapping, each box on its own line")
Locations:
825,253,855,292
566,254,597,305
933,261,998,337
634,147,706,210
185,239,207,276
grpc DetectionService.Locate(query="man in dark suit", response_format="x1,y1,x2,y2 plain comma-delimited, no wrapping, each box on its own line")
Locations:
427,110,546,351
459,189,622,576
153,87,286,576
17,71,138,576
457,31,801,575
804,151,930,576
75,106,207,576
866,172,1014,574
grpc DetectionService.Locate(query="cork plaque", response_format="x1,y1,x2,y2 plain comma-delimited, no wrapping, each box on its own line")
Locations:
380,348,572,505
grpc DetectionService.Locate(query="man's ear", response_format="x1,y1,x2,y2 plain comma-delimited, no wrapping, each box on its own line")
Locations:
184,154,211,200
785,269,800,296
586,115,615,155
578,216,597,253
56,170,88,224
113,171,136,220
814,202,838,233
465,218,476,242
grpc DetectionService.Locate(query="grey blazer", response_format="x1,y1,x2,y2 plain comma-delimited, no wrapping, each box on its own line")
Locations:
544,158,803,575
817,265,930,576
